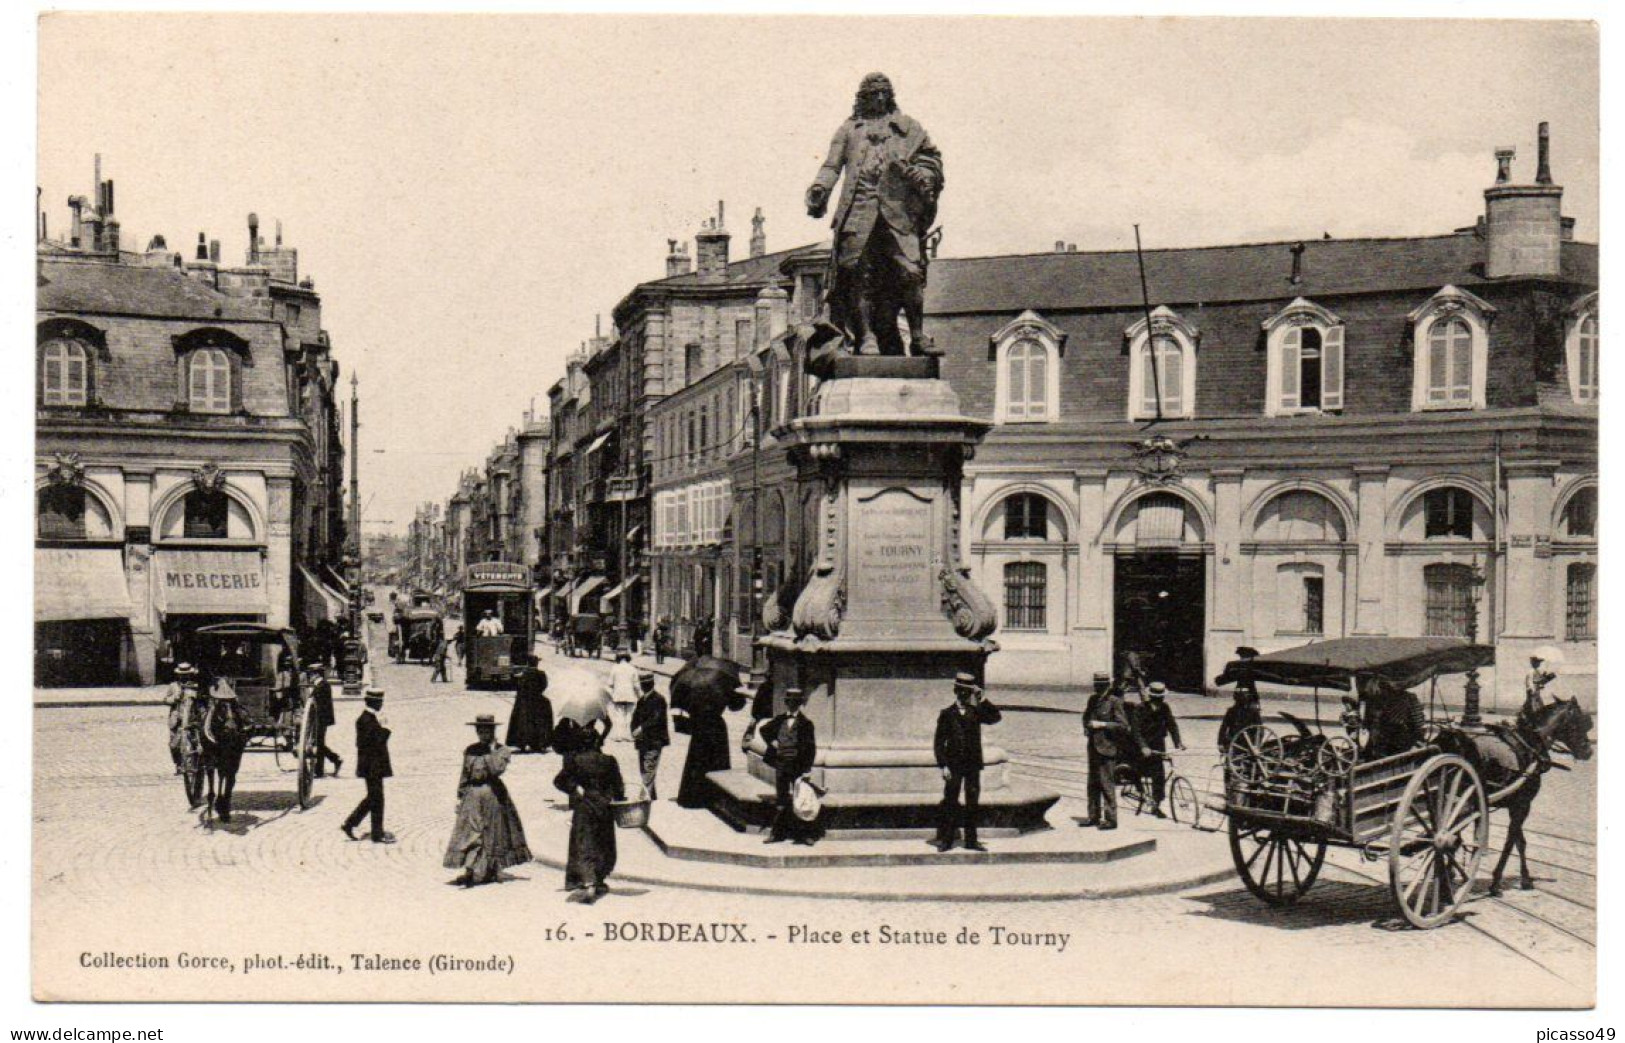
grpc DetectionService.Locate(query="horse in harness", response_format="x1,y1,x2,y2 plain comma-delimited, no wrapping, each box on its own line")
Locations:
199,687,250,823
1435,697,1594,895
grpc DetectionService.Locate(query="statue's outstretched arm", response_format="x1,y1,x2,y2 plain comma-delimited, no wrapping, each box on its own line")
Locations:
806,125,847,218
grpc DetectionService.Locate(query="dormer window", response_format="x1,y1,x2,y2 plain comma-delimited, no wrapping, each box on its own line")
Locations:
1126,306,1198,420
991,310,1064,424
1263,298,1344,415
1565,293,1598,404
40,338,90,406
189,348,232,413
1409,285,1494,411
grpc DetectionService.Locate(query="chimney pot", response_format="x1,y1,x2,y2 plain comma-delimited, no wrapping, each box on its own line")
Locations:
1289,241,1306,284
210,239,221,263
1055,240,1065,252
750,207,766,259
1494,147,1515,185
1536,121,1553,185
196,232,208,261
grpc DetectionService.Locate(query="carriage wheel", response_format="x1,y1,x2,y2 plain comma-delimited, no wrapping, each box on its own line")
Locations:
1388,753,1488,929
1169,775,1200,828
295,700,317,810
181,749,204,808
1229,818,1326,906
1314,736,1357,779
1227,725,1284,784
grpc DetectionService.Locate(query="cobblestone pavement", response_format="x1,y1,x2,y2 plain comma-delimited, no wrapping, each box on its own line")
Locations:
31,635,1595,1005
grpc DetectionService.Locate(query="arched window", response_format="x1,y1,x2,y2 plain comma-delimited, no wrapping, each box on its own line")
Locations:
991,310,1064,423
184,490,230,539
41,339,90,406
1566,563,1596,641
1003,561,1047,631
1566,305,1599,404
1004,340,1049,421
189,348,231,413
1003,493,1050,540
1563,486,1597,539
1410,286,1494,411
37,485,86,540
1126,307,1198,420
1424,563,1477,637
1426,318,1473,407
1264,300,1345,415
1255,490,1347,542
1423,487,1475,539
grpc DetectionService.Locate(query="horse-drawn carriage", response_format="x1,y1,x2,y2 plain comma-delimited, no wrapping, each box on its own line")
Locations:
566,613,603,659
390,606,444,664
1215,637,1593,929
173,623,326,814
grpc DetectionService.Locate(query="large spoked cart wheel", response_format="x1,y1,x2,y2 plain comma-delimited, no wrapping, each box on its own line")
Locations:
1388,754,1488,929
180,734,205,809
295,699,318,810
1228,818,1328,906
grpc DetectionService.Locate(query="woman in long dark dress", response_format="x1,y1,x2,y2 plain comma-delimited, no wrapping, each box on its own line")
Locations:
552,728,624,903
444,715,531,886
673,662,747,808
506,654,554,753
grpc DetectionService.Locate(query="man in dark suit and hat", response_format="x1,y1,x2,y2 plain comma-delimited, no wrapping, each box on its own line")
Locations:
342,687,395,843
761,688,818,845
1081,671,1139,830
630,671,670,799
932,672,1002,852
1133,681,1185,817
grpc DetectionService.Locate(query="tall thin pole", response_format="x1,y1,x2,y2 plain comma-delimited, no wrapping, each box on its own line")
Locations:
1134,225,1165,422
345,372,363,695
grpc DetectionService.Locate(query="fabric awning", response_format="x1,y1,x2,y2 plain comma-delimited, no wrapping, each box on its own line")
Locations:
35,547,132,623
599,575,641,603
153,549,269,615
569,575,605,613
534,584,556,599
299,564,348,623
585,431,612,455
1214,637,1496,693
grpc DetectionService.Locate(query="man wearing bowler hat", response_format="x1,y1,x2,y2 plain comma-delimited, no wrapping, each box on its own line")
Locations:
761,687,818,845
1081,670,1139,830
342,687,396,843
933,672,1002,852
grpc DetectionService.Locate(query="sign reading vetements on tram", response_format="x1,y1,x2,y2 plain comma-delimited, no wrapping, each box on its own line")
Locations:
465,561,529,587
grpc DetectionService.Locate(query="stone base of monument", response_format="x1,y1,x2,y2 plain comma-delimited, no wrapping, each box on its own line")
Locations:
702,767,1061,838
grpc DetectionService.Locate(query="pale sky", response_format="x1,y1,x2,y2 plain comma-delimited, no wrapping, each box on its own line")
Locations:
37,15,1598,534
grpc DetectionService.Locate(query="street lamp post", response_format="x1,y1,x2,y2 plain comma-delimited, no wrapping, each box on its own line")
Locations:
1461,556,1488,727
343,373,364,697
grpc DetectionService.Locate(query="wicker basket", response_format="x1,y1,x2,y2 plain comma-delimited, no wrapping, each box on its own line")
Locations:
611,789,651,829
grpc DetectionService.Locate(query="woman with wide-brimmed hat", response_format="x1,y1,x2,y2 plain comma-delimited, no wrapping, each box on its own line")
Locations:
443,715,531,887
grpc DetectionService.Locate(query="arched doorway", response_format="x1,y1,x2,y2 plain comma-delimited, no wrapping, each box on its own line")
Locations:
1111,491,1206,691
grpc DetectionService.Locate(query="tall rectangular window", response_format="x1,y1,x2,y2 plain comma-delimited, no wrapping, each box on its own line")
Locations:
1303,575,1324,634
1003,561,1047,631
1566,563,1596,641
1424,563,1475,637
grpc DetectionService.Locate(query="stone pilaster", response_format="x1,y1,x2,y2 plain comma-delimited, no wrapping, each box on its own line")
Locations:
1353,466,1390,635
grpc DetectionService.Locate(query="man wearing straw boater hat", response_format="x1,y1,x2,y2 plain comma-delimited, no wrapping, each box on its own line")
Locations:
761,687,819,845
164,662,201,773
932,672,1002,852
342,687,395,844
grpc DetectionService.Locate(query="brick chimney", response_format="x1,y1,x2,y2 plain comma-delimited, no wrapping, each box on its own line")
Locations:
695,201,730,280
68,195,85,248
665,239,692,278
750,207,766,258
247,213,260,263
1484,122,1564,278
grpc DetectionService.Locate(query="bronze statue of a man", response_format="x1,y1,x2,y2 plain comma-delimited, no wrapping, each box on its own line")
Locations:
806,72,943,357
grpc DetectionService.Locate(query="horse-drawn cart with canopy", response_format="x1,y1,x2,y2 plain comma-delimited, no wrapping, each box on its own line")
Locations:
180,623,325,811
1213,636,1592,929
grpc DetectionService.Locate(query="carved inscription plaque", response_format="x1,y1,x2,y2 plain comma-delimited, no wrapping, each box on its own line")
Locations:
848,487,935,620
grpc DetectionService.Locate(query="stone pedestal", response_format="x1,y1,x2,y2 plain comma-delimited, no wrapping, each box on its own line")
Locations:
709,357,1058,834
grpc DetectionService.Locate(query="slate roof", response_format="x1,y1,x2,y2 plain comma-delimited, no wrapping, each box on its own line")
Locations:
36,257,264,321
641,242,824,290
926,234,1598,314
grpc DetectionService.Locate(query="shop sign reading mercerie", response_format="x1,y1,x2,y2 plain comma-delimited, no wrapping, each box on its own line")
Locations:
164,564,263,591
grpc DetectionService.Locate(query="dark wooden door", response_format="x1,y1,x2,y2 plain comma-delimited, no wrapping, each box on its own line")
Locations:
1113,553,1206,692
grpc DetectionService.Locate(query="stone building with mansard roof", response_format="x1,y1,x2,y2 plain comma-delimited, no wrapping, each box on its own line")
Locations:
733,125,1595,709
34,162,347,685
